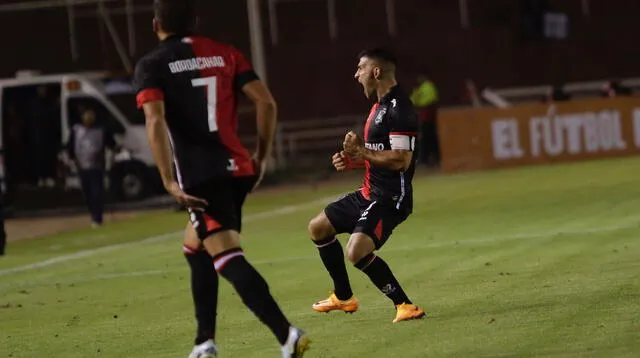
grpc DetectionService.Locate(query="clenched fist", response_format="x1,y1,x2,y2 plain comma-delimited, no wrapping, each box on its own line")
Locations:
343,131,364,157
332,151,350,172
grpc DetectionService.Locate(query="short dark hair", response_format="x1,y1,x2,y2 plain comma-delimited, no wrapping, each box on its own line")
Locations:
358,48,398,66
154,0,197,34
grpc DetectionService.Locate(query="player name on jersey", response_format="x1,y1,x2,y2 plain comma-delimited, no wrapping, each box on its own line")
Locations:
168,56,226,74
135,35,259,188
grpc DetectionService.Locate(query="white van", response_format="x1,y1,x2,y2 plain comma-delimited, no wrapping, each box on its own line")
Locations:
0,71,160,208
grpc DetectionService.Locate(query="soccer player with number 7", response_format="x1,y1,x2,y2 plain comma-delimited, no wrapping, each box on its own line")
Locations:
134,1,309,357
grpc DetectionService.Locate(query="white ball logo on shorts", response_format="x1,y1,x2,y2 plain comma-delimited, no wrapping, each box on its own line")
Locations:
190,212,200,228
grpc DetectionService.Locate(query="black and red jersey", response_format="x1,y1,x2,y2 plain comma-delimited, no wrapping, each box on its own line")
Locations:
133,34,258,189
360,85,419,215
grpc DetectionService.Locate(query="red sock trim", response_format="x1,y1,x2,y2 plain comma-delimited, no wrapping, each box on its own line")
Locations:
212,248,244,272
183,244,201,255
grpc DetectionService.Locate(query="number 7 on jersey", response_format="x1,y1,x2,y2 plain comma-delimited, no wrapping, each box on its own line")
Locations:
191,76,218,132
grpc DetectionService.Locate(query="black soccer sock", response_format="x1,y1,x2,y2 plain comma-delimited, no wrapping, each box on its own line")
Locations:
213,248,291,345
184,245,218,345
314,236,353,300
355,253,412,306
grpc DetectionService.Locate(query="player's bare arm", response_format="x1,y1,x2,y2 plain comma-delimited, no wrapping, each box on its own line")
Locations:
142,101,207,209
343,131,412,171
241,80,277,189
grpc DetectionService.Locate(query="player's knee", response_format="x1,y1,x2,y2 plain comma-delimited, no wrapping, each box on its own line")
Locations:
308,215,332,241
345,247,359,264
183,222,201,249
346,234,375,264
346,245,370,264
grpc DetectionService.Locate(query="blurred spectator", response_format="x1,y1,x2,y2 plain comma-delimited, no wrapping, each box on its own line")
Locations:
602,80,632,98
28,86,59,187
67,108,116,227
410,75,440,167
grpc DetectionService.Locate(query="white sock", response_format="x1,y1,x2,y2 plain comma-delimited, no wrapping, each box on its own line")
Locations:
282,326,297,348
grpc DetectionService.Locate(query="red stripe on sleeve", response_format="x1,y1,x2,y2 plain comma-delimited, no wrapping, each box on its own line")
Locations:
136,88,164,109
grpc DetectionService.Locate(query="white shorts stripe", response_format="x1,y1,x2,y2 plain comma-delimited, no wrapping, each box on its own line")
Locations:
396,173,406,209
166,130,184,189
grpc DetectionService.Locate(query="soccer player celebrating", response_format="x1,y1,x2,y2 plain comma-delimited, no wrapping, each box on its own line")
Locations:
134,1,310,357
307,48,426,323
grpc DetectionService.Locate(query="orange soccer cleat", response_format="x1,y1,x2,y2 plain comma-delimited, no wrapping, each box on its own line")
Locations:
393,303,426,323
312,292,360,314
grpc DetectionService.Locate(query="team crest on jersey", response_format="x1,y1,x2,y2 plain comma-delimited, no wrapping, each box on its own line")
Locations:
374,108,387,125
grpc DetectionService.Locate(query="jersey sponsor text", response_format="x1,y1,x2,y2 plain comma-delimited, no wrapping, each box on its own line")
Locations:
366,142,385,151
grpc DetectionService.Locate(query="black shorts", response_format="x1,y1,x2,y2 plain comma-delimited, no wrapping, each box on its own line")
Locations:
184,175,257,240
324,191,408,249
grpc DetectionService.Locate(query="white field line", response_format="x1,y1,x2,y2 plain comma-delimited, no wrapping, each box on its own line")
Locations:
1,218,637,290
0,196,336,277
256,219,640,264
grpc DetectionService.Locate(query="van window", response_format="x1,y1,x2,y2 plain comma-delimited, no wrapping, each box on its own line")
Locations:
100,78,144,125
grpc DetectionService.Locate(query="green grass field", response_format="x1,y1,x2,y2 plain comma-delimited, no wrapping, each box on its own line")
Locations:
1,158,640,358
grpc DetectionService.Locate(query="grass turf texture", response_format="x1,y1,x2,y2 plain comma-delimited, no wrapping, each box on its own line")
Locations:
1,157,639,357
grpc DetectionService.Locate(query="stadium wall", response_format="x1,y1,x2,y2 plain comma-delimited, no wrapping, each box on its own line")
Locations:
0,1,252,77
264,0,640,121
1,1,640,122
438,96,640,173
